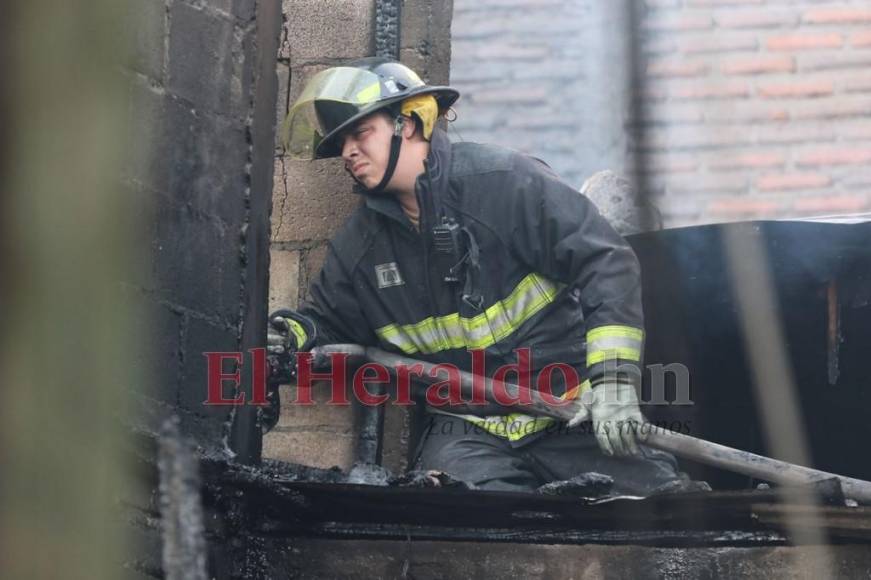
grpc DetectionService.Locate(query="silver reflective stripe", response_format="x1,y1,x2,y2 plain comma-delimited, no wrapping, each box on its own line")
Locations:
587,334,643,354
586,325,644,364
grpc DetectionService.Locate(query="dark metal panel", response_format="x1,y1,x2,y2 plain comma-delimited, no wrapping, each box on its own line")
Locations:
628,220,871,488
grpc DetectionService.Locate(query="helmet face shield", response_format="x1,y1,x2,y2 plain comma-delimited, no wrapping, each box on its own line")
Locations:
281,67,387,160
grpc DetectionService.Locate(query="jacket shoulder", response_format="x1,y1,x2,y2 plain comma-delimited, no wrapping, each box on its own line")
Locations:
450,141,517,178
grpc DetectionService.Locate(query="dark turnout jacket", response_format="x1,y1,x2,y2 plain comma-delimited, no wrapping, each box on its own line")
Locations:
298,128,644,421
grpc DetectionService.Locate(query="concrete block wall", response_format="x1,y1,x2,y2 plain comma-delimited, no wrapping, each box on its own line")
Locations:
270,0,375,308
266,0,454,474
451,0,871,227
265,0,375,471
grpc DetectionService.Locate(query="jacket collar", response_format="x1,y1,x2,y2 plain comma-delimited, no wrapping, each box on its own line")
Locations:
425,126,453,205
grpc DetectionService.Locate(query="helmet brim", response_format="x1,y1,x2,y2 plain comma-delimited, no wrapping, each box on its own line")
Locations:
314,86,459,159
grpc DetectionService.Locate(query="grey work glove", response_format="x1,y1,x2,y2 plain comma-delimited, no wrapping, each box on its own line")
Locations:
588,381,648,457
566,394,591,428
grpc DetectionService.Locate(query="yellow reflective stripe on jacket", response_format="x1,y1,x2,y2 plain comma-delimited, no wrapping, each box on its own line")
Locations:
586,325,643,366
375,273,564,355
285,318,309,350
445,378,591,442
462,413,556,441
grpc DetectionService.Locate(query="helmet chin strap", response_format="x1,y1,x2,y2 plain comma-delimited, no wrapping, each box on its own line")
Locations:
353,115,404,195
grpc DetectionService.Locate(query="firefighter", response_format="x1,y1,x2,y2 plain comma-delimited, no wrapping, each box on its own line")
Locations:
268,57,683,494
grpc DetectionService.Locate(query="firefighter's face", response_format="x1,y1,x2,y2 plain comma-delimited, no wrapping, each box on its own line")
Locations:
340,112,394,190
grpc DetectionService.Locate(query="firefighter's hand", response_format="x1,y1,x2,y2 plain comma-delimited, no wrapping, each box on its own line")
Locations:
267,316,299,383
566,398,590,428
589,381,647,457
264,311,315,433
266,310,317,383
267,316,295,354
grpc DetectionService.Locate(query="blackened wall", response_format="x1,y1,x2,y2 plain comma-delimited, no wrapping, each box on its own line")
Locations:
122,0,280,577
124,0,279,455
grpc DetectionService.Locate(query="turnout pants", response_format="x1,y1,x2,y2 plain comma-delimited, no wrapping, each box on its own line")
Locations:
416,414,683,495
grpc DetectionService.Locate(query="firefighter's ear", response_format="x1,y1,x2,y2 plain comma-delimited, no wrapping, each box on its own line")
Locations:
401,114,419,140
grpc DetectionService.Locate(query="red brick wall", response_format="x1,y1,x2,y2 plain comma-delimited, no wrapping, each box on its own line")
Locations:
452,1,871,227
638,0,871,225
451,0,625,193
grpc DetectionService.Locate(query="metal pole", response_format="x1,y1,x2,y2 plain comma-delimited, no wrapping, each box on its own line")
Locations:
645,427,871,504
